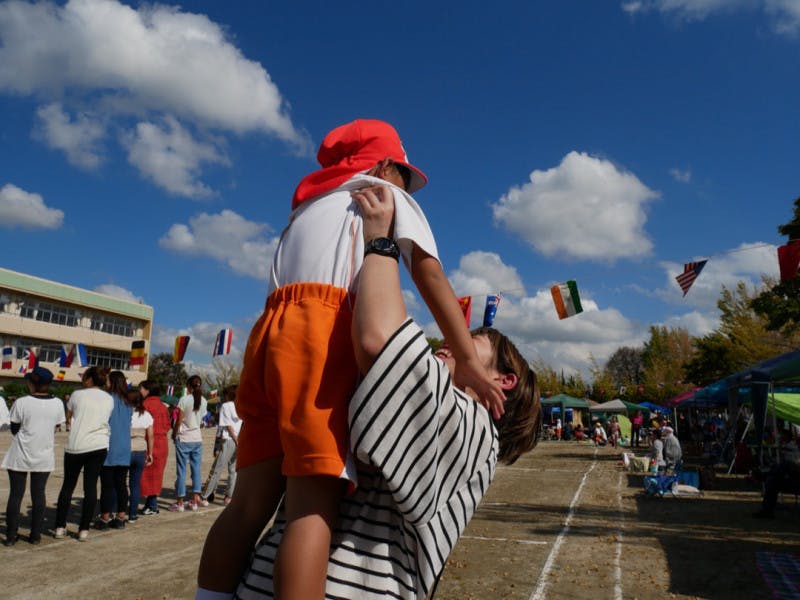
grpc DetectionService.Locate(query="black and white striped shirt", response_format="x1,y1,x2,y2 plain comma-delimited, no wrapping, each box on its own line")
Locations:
237,319,498,600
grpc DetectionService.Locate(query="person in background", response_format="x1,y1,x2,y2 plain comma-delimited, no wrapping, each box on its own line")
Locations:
97,371,134,530
170,375,207,512
650,428,666,472
663,426,682,471
0,391,10,431
608,416,621,448
631,411,644,448
593,421,608,446
753,428,800,519
2,367,66,545
139,380,170,515
54,366,114,541
128,389,154,522
555,417,563,441
200,385,241,506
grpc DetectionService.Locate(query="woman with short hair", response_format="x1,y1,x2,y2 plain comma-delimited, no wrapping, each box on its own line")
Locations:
54,366,114,541
2,367,66,546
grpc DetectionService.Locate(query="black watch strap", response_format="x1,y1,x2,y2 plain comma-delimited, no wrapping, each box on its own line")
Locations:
364,237,400,261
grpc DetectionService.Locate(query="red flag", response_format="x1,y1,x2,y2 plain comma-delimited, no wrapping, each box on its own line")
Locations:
778,240,800,281
457,296,472,327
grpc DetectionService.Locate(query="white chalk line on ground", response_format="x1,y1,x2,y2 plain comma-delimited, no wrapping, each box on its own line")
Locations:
462,535,548,545
613,470,624,600
529,448,598,600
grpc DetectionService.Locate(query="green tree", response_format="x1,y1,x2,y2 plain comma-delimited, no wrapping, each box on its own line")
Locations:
604,346,644,398
640,325,694,403
147,352,188,389
751,197,800,334
682,332,738,386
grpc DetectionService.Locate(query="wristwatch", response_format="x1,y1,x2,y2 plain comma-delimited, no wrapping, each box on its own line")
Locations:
364,237,400,261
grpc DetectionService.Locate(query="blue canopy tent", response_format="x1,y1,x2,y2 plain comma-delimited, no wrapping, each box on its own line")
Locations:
638,401,672,414
694,349,800,465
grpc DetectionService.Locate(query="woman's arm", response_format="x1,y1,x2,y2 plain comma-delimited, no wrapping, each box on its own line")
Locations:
145,425,154,465
351,186,407,374
171,409,183,441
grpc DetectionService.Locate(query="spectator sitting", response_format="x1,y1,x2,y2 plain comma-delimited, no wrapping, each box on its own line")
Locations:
593,422,607,446
574,423,585,442
663,426,682,471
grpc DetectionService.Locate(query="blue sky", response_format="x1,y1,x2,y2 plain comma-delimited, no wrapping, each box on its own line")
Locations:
0,0,797,377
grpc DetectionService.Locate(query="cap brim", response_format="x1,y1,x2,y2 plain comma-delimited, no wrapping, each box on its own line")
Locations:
397,162,427,194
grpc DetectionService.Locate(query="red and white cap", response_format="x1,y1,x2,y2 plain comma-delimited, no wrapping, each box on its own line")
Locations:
292,119,427,208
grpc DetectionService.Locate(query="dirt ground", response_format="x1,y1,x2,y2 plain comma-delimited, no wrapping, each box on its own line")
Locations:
1,430,798,599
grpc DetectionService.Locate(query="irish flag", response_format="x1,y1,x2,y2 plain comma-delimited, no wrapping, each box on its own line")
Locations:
551,280,583,320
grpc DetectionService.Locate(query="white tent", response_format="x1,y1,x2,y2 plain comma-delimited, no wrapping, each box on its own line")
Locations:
588,399,627,413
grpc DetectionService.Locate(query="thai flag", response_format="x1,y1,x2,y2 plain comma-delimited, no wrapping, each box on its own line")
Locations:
60,344,75,368
166,385,175,396
213,328,233,357
1,346,12,370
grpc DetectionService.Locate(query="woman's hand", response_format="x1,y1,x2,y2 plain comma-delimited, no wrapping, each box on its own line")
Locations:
145,453,154,466
456,358,506,420
352,185,395,241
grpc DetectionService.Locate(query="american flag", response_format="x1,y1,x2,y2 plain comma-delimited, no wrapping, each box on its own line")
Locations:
676,260,707,296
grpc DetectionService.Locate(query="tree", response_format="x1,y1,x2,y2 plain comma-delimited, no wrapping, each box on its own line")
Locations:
604,346,644,393
751,197,800,334
147,353,188,389
682,332,738,386
640,325,694,403
206,358,241,392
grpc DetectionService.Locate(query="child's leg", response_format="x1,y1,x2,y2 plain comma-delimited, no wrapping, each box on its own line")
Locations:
274,475,342,600
196,457,285,593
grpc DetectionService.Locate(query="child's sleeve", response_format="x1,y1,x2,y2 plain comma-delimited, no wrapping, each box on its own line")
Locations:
392,189,439,270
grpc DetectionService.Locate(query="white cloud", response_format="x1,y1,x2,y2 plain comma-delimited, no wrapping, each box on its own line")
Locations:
622,0,800,35
159,209,279,279
0,0,309,147
0,183,64,229
33,103,105,169
123,118,229,198
448,251,526,297
669,167,692,183
402,289,421,312
766,0,800,34
151,320,248,371
492,152,659,262
420,251,649,375
94,283,143,303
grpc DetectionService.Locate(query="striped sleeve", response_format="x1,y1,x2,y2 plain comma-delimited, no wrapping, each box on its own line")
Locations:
349,319,497,528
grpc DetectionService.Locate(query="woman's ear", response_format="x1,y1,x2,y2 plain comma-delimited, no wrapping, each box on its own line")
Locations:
497,372,518,391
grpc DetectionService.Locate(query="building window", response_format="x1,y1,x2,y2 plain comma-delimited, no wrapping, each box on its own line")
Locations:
86,348,130,370
90,314,135,337
19,300,78,327
15,339,63,364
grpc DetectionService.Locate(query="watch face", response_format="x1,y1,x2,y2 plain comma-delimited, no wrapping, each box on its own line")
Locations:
366,237,400,259
372,238,393,252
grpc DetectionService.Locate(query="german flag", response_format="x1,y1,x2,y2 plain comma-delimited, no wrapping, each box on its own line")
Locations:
56,370,66,381
130,340,146,367
174,336,190,363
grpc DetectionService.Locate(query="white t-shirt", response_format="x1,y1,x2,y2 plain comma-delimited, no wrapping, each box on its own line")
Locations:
271,174,439,295
130,410,154,453
66,387,114,454
2,394,66,472
0,395,9,430
217,401,242,440
177,395,207,443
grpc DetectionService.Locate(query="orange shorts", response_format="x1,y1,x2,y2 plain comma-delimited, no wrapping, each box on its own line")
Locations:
235,282,359,479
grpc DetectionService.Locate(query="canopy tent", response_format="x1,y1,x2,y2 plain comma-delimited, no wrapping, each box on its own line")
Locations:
638,401,672,414
767,393,800,425
541,394,590,426
621,400,651,415
541,394,590,409
589,399,627,413
160,394,180,407
663,388,701,408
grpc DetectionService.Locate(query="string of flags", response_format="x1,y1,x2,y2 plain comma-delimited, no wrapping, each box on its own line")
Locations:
551,281,583,320
675,260,708,297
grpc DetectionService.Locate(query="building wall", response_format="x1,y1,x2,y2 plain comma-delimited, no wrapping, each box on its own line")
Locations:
0,268,154,385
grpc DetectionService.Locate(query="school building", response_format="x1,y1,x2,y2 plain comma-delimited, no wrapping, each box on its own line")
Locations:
0,267,153,385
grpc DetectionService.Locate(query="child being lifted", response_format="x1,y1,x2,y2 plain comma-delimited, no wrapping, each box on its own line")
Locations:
196,119,506,600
